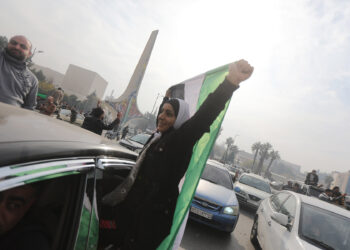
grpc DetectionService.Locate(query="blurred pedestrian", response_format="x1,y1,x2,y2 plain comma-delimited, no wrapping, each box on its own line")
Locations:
0,35,38,109
70,106,77,124
121,126,129,139
52,87,64,106
40,96,56,116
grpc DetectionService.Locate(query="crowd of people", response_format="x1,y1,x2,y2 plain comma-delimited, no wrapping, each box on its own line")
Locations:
281,170,347,207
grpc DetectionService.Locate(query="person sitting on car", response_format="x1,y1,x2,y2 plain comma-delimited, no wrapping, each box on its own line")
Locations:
305,170,318,186
331,186,346,206
81,107,121,135
318,189,345,203
0,183,50,250
292,183,302,193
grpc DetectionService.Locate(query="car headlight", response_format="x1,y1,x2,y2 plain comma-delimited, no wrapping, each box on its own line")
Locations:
223,206,239,216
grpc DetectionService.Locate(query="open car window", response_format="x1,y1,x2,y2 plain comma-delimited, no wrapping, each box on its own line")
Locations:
0,158,96,250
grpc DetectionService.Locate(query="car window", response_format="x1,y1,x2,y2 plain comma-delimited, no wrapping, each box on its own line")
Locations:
239,175,271,193
280,195,296,224
299,203,350,250
0,174,89,250
201,164,233,190
270,192,290,211
0,158,96,250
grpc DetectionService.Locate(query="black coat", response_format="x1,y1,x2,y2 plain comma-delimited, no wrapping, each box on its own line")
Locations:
119,79,238,249
81,116,120,135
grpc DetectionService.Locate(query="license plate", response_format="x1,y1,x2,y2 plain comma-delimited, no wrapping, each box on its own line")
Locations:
190,206,213,220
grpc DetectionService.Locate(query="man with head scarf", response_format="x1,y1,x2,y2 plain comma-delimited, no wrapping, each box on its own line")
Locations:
0,35,38,110
103,59,254,250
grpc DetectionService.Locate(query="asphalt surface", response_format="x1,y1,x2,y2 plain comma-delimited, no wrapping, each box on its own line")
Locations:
180,206,257,250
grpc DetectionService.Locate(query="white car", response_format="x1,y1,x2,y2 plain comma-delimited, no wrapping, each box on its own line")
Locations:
233,173,272,210
251,191,350,250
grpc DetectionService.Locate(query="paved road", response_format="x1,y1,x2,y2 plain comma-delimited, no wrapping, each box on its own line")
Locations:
180,206,257,250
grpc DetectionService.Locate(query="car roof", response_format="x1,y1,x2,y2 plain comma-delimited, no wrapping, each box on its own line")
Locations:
0,103,137,166
285,191,350,218
206,159,227,171
240,172,269,182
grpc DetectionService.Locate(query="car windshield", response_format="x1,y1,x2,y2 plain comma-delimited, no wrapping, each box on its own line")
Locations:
129,134,150,145
201,164,233,190
299,203,350,250
239,175,271,193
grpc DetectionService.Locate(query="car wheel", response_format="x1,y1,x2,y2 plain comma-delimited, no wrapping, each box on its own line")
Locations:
250,216,259,247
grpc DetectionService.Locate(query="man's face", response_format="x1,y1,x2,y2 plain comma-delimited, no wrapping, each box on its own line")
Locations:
0,185,37,235
6,36,32,61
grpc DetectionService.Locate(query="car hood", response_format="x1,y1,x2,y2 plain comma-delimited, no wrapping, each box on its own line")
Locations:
195,179,238,206
119,138,144,149
234,182,271,199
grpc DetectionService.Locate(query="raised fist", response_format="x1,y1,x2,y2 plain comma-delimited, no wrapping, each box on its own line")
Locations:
227,59,254,86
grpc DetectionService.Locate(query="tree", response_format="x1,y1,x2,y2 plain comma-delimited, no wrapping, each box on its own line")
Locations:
256,142,272,175
226,145,239,164
264,150,280,178
251,142,261,171
0,36,8,51
222,137,234,163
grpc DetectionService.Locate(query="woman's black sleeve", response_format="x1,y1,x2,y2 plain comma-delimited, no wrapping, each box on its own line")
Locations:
175,78,239,145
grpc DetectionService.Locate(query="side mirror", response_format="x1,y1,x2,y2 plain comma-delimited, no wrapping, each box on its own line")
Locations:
271,212,289,229
234,186,241,192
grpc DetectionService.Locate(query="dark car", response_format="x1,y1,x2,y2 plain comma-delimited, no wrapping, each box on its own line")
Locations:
0,103,137,249
119,133,151,153
189,160,239,233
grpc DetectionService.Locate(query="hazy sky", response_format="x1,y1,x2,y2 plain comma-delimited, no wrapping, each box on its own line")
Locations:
1,0,349,173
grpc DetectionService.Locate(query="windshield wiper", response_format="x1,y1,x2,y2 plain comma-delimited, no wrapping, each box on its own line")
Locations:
303,235,334,250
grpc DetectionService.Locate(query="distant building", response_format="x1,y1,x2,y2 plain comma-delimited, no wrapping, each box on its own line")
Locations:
32,64,65,87
331,171,350,194
61,64,108,100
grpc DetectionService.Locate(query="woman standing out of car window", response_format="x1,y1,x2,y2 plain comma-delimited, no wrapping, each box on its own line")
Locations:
103,59,254,249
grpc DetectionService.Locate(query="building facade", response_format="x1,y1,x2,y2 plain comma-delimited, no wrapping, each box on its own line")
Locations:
61,64,108,100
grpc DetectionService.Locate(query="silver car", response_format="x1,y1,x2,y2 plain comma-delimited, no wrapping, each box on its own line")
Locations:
233,173,272,210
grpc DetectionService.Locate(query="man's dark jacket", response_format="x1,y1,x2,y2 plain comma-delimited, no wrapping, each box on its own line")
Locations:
119,79,238,249
81,116,120,135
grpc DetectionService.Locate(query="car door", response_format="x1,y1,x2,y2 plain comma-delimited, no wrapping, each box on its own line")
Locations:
268,195,297,250
94,157,135,249
258,192,290,249
0,158,96,250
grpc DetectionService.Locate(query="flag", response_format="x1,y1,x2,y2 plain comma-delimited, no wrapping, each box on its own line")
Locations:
157,64,231,249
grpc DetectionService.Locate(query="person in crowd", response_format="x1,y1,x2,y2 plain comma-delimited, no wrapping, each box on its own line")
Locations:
82,107,121,135
332,186,346,205
319,189,335,202
102,59,254,249
292,182,302,193
70,106,77,124
305,170,318,186
52,87,64,106
121,126,129,139
0,183,50,250
0,35,38,110
40,96,56,116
